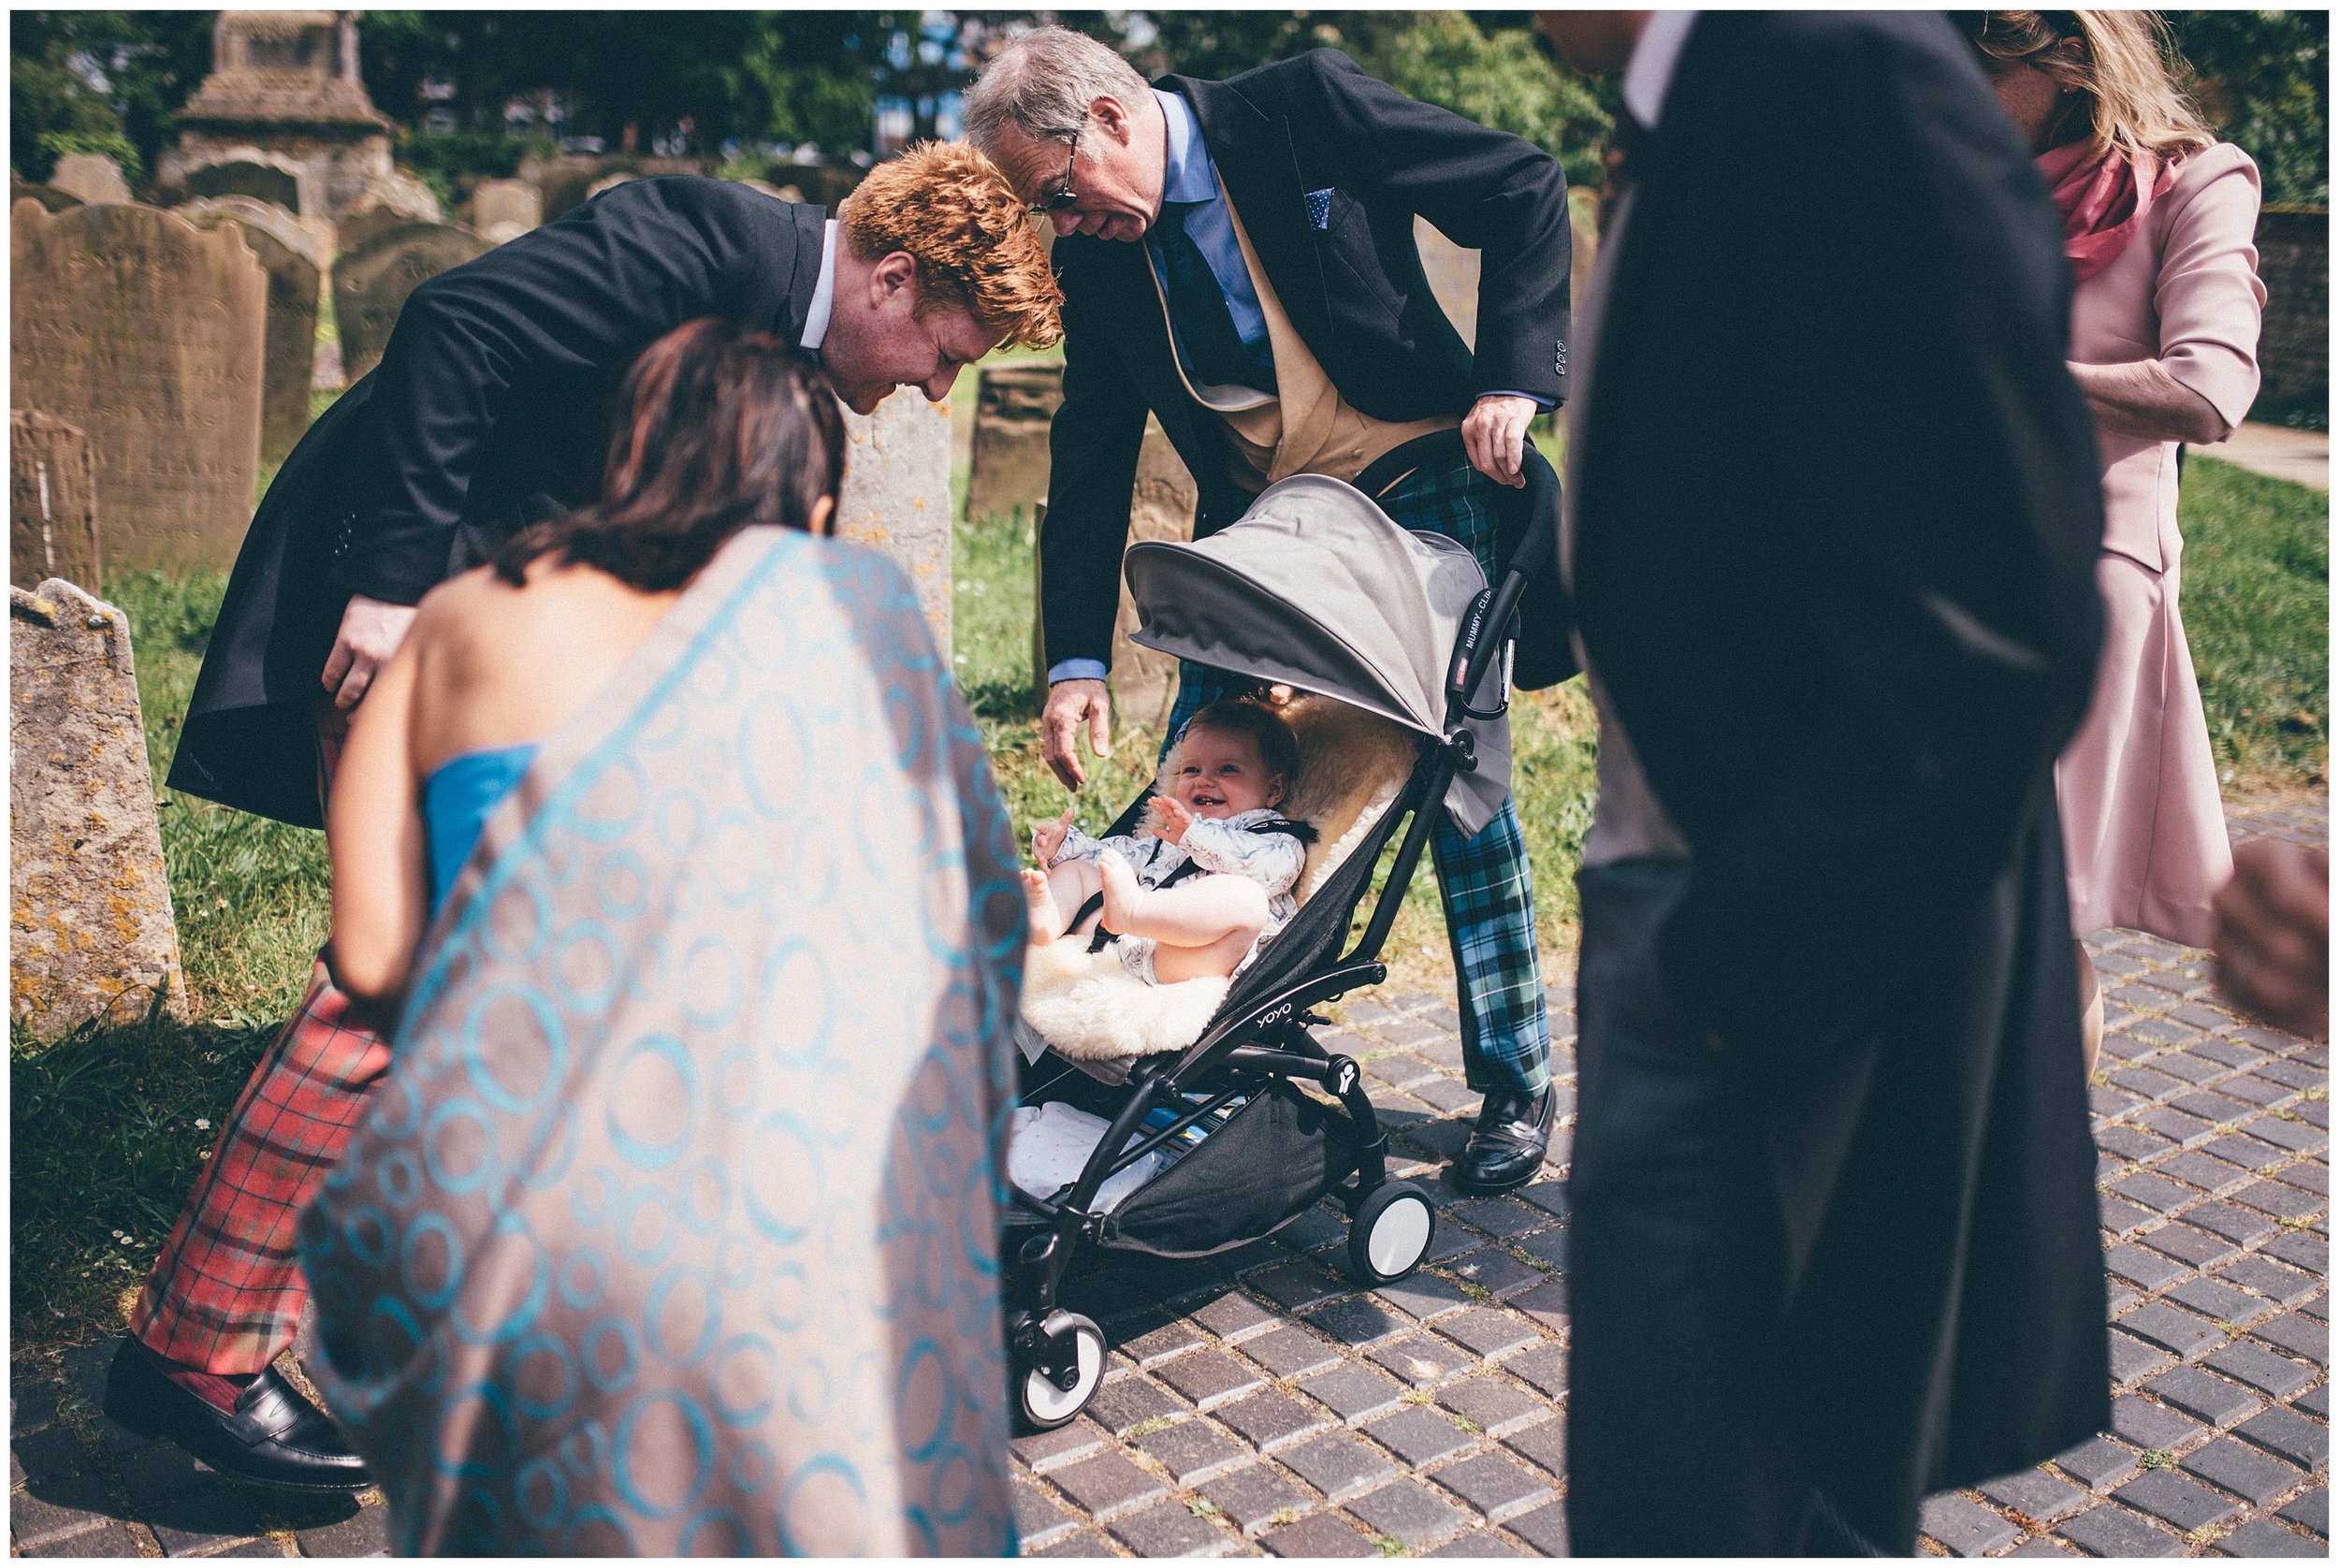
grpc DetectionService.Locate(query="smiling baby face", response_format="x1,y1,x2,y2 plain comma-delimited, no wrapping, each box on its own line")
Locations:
1171,723,1286,820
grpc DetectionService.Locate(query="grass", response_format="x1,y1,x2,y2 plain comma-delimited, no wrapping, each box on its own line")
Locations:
2177,455,2329,785
11,408,2322,1352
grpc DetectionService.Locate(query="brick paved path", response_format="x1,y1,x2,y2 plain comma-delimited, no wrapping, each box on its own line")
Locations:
12,799,2325,1558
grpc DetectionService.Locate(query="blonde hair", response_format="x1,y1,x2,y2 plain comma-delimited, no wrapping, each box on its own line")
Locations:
1969,11,2216,162
835,140,1063,349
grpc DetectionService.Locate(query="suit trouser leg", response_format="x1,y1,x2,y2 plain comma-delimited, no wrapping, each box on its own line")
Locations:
127,702,390,1377
1159,457,1549,1096
1564,858,1816,1555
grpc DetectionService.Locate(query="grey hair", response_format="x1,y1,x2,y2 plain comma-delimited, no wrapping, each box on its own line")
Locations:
962,24,1152,163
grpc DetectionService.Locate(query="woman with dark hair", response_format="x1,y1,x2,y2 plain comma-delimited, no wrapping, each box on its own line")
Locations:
1965,11,2265,1070
300,318,1024,1555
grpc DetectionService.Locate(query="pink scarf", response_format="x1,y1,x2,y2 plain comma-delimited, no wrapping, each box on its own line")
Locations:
2037,140,2177,283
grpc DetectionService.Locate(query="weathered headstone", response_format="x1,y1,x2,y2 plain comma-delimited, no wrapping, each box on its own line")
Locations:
11,200,267,571
10,413,102,591
967,361,1063,526
48,152,132,206
11,179,81,212
181,197,323,466
836,388,953,654
182,152,307,215
334,202,411,254
331,221,494,383
1110,424,1198,733
1028,417,1196,733
10,576,188,1039
1412,190,1601,353
468,178,541,243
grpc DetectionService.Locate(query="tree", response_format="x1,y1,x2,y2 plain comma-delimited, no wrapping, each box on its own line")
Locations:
2168,10,2328,207
10,11,211,187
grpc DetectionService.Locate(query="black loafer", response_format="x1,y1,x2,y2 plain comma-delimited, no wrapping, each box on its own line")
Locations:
1451,1085,1555,1194
102,1337,370,1494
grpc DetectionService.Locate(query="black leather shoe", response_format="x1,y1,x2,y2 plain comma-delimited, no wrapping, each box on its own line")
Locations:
1451,1085,1555,1194
102,1338,369,1493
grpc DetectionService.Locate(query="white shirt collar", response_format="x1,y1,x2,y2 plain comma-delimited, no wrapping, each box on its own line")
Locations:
800,220,838,351
1622,11,1698,130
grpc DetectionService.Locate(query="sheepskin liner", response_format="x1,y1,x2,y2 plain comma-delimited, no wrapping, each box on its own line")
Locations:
1017,693,1421,1060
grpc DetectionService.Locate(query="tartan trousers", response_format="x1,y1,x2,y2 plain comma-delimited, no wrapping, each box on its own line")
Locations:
1163,457,1551,1096
129,704,393,1375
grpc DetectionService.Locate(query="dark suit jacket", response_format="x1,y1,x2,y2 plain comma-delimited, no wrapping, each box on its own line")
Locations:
1569,11,2110,1543
1041,50,1573,674
168,178,823,826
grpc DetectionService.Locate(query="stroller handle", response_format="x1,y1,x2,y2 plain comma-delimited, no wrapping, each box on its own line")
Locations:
1444,485,1559,720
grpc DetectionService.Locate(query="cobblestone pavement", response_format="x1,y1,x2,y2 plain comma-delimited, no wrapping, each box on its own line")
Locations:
11,798,2324,1557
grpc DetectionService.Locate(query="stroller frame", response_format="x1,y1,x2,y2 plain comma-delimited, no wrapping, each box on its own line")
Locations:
1004,526,1548,1431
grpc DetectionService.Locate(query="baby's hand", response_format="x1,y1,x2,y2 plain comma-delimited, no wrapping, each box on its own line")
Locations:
1032,806,1075,864
1150,795,1193,845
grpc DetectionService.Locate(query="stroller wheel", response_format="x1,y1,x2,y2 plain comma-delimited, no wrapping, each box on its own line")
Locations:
1347,1180,1434,1285
1015,1310,1105,1431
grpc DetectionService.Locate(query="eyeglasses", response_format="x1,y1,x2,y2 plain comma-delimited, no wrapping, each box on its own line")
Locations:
1030,127,1082,214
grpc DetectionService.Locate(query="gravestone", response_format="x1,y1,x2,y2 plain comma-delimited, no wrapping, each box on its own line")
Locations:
11,179,81,212
967,361,1063,526
1411,189,1602,353
49,153,132,206
1028,418,1196,733
181,197,323,466
331,221,494,383
836,389,953,654
10,413,102,591
11,200,267,571
334,202,411,254
182,152,307,215
10,576,188,1039
468,178,541,243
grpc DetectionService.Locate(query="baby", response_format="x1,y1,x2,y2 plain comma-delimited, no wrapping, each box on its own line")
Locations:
1023,699,1314,985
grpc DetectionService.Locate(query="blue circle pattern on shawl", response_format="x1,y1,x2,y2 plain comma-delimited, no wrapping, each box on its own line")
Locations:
299,532,1025,1557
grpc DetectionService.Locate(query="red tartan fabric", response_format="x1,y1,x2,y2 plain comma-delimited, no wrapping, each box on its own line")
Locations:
130,698,384,1376
129,961,392,1374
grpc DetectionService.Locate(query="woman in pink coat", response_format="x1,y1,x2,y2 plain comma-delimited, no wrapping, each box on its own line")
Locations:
1969,11,2264,1069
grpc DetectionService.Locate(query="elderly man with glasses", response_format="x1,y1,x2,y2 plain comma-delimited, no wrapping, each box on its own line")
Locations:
965,26,1577,1194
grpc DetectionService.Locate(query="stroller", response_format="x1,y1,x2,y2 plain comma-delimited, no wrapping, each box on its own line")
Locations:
1006,472,1552,1430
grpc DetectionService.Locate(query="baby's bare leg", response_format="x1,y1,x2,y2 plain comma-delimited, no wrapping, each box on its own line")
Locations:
1098,854,1270,981
1030,859,1103,942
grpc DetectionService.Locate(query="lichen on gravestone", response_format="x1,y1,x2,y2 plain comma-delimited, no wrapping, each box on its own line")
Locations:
10,577,188,1040
836,388,953,655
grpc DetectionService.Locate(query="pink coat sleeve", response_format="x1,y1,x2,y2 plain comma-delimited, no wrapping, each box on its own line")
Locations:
2155,144,2266,434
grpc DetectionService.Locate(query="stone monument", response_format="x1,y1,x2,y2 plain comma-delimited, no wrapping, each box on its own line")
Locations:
48,153,132,206
181,196,324,466
10,412,102,591
331,221,495,383
836,389,954,653
10,576,189,1039
11,201,267,571
182,149,309,215
966,361,1063,527
166,11,438,224
468,178,542,245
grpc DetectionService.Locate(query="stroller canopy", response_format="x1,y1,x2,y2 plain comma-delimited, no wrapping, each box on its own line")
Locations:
1124,474,1511,835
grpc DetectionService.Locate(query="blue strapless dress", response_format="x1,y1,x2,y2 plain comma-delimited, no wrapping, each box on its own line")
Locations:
421,744,537,915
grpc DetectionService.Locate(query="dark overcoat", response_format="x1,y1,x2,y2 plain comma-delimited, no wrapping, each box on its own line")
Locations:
1569,10,2112,1544
167,178,823,826
1040,50,1576,679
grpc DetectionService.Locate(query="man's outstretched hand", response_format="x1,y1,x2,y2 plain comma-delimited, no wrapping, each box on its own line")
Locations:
1041,677,1113,790
2213,840,2330,1040
320,594,419,711
1462,394,1537,489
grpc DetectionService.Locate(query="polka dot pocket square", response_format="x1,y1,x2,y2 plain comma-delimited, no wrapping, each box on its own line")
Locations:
1305,188,1334,230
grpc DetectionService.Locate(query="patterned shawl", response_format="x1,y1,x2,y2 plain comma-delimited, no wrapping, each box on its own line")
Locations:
299,528,1024,1555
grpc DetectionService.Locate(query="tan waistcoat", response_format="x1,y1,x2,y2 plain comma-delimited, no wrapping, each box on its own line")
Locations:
1145,183,1459,492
